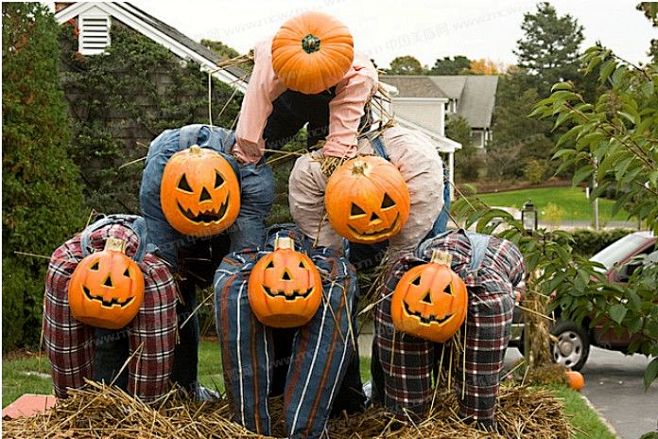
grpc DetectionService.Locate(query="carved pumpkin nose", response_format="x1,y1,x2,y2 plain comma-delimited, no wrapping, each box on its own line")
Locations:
369,211,382,223
103,276,113,288
420,291,432,304
199,187,212,202
282,269,292,281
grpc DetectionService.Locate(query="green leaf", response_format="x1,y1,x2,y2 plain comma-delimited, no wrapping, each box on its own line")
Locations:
572,165,593,185
644,357,658,390
608,304,627,324
551,82,574,92
599,59,616,82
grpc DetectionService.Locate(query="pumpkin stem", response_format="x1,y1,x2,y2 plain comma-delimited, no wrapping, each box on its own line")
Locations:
104,237,127,254
274,236,294,250
188,145,202,155
430,249,452,266
351,159,369,176
301,34,321,54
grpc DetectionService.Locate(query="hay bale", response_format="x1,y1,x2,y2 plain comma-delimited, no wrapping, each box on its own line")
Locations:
2,382,571,438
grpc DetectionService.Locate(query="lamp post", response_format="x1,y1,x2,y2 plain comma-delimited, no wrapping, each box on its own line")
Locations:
522,201,538,232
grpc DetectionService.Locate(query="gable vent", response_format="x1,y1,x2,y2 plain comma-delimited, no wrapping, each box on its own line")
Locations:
79,15,110,55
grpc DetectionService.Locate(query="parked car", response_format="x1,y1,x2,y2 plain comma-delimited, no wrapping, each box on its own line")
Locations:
509,231,657,370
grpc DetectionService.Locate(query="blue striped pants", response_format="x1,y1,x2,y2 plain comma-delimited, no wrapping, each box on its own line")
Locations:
214,247,358,438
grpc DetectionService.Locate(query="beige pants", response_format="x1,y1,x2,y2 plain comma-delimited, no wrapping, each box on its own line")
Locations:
289,126,444,256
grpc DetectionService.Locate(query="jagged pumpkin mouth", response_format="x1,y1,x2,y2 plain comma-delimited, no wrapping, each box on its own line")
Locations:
177,196,229,224
262,285,315,300
403,300,453,325
83,285,134,308
348,213,400,238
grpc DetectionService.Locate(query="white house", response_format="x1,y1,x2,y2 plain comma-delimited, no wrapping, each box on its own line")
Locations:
383,75,499,149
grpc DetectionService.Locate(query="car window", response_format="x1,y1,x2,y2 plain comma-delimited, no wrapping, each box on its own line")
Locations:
591,233,654,270
616,244,657,283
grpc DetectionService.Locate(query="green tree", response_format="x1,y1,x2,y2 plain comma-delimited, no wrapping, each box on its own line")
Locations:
531,43,658,386
387,55,425,75
201,39,240,59
446,115,482,180
514,2,584,96
487,69,554,179
2,3,86,349
637,3,658,62
430,55,471,75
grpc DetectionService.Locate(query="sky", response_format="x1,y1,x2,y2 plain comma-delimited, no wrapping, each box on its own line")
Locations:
127,0,657,68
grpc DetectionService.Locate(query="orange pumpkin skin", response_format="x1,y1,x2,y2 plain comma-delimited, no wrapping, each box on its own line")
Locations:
271,11,354,94
325,156,410,244
566,370,585,391
160,145,240,237
68,238,145,330
390,251,468,343
248,238,323,328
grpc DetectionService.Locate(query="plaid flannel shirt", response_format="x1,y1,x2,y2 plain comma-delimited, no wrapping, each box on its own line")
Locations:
375,229,525,424
44,223,178,402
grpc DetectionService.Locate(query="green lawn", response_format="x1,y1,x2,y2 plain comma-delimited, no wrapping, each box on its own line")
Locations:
3,344,615,439
472,186,627,222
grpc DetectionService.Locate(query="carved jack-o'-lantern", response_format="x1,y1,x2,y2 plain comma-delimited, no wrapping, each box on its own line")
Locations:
248,237,322,328
325,156,410,244
391,250,468,343
68,237,145,330
160,145,240,237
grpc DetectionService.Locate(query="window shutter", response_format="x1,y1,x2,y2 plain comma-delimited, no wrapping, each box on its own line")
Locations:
79,15,110,55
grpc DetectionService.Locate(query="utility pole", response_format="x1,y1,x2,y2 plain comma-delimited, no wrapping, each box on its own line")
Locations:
593,157,599,230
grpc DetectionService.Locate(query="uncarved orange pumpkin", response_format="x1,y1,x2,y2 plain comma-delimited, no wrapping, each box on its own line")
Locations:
68,237,145,329
566,370,585,391
248,237,323,328
271,11,354,94
391,250,468,343
325,156,410,244
160,145,240,237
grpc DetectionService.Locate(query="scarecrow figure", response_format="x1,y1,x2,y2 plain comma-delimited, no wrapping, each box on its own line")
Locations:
137,124,239,397
232,11,379,251
43,215,178,402
214,227,358,438
373,229,526,432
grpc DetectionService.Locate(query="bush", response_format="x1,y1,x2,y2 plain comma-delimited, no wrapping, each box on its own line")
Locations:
524,159,549,184
555,228,633,258
2,3,86,349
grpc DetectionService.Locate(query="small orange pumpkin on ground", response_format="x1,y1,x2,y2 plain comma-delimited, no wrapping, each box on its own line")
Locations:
325,156,410,244
391,250,468,343
248,237,323,328
68,237,145,329
160,145,240,237
271,11,354,94
566,370,585,391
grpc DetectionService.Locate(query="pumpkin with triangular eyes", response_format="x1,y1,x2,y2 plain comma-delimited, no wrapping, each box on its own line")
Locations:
160,145,240,237
68,238,145,330
325,156,410,244
248,237,323,328
390,250,468,343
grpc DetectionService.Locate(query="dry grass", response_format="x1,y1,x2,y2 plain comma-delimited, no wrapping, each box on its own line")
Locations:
3,380,571,439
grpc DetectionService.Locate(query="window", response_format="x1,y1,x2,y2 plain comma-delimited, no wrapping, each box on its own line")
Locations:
79,14,110,55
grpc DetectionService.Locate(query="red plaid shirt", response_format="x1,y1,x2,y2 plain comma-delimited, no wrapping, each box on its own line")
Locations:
44,223,178,402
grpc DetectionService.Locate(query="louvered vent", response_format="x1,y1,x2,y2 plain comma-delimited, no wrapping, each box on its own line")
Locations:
79,15,110,55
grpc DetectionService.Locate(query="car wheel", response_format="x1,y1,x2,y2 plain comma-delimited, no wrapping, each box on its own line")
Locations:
550,320,590,371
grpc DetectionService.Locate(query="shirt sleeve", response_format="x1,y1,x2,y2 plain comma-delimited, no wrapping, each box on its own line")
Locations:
234,39,287,164
322,53,379,159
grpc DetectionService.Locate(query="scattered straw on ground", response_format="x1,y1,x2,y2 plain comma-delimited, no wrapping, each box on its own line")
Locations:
3,381,571,438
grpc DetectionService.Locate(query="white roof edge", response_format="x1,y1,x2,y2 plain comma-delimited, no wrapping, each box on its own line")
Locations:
55,2,247,92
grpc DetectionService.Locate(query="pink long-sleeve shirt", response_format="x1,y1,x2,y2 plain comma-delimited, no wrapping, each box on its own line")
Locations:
233,39,379,164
